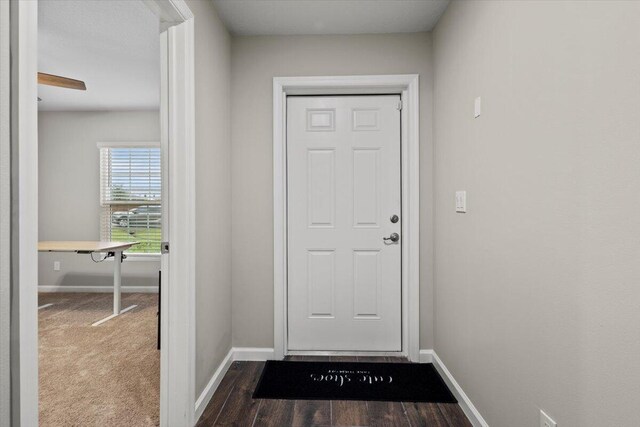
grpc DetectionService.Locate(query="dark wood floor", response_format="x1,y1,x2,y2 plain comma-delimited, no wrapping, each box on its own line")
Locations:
196,356,472,427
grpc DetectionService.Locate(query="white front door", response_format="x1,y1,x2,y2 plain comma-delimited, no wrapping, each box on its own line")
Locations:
287,95,402,352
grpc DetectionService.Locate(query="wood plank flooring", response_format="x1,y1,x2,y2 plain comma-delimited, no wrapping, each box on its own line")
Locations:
196,356,471,427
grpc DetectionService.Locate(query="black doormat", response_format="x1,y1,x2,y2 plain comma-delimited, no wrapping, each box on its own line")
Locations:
252,361,457,403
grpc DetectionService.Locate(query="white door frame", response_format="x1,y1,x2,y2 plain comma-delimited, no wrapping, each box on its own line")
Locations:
155,2,196,426
0,1,11,424
10,2,39,425
11,1,197,426
273,75,420,362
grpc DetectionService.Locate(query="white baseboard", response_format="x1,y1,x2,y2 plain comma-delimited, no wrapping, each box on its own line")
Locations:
194,348,234,422
423,349,489,427
194,346,487,427
232,347,275,361
38,285,158,293
419,349,434,363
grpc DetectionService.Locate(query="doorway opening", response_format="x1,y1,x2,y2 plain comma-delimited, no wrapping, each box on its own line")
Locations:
36,2,162,425
12,1,196,425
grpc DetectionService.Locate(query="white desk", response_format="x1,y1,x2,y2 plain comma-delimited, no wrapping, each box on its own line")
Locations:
38,241,139,325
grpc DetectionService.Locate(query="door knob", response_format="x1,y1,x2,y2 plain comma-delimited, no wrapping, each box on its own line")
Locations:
383,233,400,243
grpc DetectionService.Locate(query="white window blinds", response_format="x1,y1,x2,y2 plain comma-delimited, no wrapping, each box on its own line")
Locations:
99,144,162,254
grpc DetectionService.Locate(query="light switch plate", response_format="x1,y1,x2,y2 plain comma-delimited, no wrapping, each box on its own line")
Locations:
455,191,466,213
53,261,60,271
474,96,481,118
540,410,557,427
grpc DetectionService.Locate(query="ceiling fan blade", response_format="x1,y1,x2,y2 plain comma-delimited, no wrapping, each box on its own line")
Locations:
38,72,86,90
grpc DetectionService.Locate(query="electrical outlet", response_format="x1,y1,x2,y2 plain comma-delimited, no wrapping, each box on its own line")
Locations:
540,410,557,427
53,261,61,271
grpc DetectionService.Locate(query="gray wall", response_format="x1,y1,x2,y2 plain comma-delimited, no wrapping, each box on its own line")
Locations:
230,33,435,349
38,111,161,289
432,1,640,426
187,0,233,399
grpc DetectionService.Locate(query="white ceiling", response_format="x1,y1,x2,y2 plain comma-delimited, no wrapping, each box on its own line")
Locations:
38,0,160,111
212,0,450,36
38,0,449,110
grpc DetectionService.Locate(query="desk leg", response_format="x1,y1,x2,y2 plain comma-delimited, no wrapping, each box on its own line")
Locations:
91,250,137,326
114,250,122,314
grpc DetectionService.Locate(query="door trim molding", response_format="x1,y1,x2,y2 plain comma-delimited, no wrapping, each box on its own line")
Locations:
11,2,39,425
273,75,420,362
159,7,196,427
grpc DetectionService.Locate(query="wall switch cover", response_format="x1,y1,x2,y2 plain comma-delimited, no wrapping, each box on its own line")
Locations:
540,410,557,427
53,261,61,271
455,191,466,213
474,96,481,118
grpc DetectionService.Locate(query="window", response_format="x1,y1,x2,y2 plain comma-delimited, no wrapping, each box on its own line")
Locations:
99,143,161,254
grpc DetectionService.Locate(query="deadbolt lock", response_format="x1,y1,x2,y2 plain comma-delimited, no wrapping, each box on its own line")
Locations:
390,214,399,223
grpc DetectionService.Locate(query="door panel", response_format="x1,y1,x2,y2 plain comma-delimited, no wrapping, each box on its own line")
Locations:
353,249,381,318
287,95,401,352
307,149,335,228
353,148,380,227
307,250,335,317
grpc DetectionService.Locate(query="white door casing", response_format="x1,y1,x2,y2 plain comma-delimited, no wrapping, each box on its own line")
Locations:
160,15,196,427
273,75,420,362
287,95,402,352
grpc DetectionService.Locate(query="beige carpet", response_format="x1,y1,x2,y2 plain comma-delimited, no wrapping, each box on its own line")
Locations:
39,292,160,427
